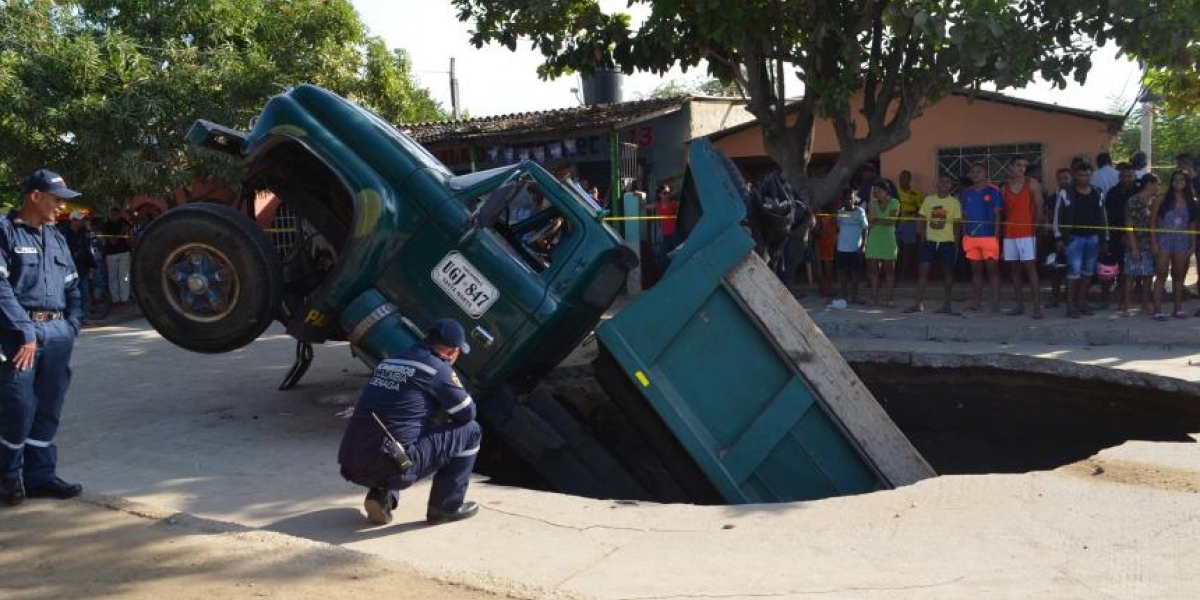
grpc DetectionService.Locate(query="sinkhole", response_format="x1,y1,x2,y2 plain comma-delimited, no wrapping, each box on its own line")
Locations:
473,361,1200,504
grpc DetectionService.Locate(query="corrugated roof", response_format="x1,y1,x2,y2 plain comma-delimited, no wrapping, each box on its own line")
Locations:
401,96,689,144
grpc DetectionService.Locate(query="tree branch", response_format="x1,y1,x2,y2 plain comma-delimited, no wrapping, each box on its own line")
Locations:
862,5,884,118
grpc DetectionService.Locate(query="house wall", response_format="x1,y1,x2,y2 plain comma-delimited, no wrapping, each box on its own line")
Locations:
712,94,1118,194
128,177,235,216
637,99,754,192
688,99,756,140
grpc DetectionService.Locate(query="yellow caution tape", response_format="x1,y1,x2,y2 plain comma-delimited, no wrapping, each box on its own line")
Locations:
813,212,1200,236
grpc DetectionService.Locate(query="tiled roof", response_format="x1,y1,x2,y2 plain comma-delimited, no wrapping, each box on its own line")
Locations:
401,97,689,144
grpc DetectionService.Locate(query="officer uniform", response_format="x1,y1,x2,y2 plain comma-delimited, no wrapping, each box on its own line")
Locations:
338,319,481,525
0,169,84,506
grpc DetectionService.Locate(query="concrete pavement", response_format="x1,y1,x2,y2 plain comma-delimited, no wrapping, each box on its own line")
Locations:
801,292,1200,348
1,496,522,600
24,317,1200,599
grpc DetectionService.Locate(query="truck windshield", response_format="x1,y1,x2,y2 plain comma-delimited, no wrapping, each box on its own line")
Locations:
474,180,574,274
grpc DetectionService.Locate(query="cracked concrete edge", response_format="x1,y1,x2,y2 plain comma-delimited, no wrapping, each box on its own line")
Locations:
811,317,1200,348
74,493,596,600
841,349,1200,395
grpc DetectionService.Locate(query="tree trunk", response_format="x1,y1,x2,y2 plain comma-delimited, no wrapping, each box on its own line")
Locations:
752,102,916,214
763,123,812,206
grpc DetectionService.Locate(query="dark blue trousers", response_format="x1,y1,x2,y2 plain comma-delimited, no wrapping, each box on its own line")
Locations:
0,320,75,486
77,275,90,322
395,420,481,511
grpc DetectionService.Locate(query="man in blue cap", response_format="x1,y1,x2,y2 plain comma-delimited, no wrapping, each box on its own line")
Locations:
0,169,85,506
338,318,482,525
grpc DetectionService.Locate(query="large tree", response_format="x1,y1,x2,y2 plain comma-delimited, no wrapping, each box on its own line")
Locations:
0,0,445,206
450,0,1198,209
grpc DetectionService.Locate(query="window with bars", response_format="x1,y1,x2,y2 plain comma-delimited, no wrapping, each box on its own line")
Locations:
937,143,1045,182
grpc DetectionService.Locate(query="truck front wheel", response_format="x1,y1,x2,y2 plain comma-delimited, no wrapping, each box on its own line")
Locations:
133,203,283,353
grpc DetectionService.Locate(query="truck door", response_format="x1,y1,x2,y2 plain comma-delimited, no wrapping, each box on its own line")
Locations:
373,169,547,385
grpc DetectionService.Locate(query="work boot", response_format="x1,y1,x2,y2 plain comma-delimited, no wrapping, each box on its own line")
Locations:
363,487,397,525
1,477,24,506
426,501,479,525
24,477,82,500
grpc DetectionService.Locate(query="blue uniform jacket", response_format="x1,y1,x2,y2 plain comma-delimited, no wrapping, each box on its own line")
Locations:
339,342,475,469
0,216,82,354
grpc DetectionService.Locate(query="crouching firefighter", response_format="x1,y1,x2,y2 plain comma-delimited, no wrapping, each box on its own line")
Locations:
338,318,482,525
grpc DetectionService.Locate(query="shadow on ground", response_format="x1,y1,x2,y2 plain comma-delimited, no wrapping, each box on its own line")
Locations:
266,507,433,543
0,501,462,600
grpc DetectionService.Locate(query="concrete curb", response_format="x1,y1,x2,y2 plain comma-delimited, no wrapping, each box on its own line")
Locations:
75,493,594,600
841,348,1200,395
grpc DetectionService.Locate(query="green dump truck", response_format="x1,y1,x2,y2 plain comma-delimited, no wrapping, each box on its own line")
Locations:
132,84,933,504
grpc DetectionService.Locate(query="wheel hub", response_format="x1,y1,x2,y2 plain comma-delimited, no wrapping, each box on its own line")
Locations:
166,245,237,321
186,273,208,294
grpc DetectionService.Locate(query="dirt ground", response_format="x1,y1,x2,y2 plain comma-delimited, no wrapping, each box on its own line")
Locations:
0,497,547,600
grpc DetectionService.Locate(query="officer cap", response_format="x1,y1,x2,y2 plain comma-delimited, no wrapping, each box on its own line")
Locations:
22,169,81,199
427,318,470,354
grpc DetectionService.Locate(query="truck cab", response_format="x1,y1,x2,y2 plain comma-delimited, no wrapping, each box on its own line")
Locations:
133,84,635,390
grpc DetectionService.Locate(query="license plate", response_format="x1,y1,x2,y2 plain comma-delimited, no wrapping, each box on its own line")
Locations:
432,252,499,318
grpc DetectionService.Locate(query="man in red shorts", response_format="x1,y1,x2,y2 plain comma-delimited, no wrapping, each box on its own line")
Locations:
960,163,1004,312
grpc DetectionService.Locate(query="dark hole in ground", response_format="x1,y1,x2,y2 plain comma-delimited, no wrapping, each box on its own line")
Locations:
473,361,1200,501
853,363,1200,475
474,437,554,493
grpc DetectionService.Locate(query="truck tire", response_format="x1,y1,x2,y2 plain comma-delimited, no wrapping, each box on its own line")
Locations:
543,362,722,504
133,203,283,353
475,386,651,501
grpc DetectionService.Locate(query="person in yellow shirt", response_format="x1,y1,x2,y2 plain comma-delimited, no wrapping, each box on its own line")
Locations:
905,175,963,314
895,170,923,281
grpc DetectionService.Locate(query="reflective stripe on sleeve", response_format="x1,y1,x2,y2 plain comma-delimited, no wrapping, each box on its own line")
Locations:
65,273,78,283
0,436,24,451
454,445,480,458
446,396,473,415
24,438,52,448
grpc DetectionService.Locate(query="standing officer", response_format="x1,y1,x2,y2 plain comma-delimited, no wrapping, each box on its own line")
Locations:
0,169,85,506
338,319,482,525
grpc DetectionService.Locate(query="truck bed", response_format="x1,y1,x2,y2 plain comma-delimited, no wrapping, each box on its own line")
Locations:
479,140,933,504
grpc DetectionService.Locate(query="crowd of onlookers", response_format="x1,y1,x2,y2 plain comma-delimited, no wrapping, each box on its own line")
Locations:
56,207,155,323
802,151,1200,321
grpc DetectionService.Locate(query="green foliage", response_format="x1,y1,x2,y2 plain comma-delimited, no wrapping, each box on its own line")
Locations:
355,39,445,124
641,79,693,99
451,0,1196,208
1145,67,1200,115
642,76,740,99
1112,110,1200,171
1103,1,1199,115
0,0,446,208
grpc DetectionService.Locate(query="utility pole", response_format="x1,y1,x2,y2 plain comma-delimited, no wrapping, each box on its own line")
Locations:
1140,94,1154,167
450,57,460,120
